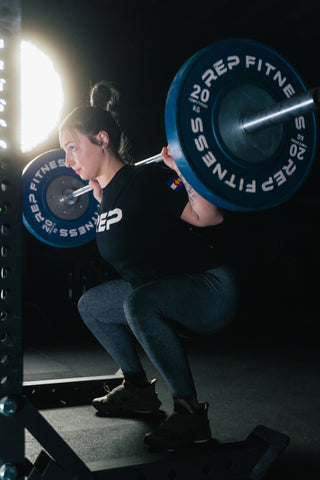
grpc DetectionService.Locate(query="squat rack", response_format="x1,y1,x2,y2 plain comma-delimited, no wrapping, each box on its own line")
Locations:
0,2,289,479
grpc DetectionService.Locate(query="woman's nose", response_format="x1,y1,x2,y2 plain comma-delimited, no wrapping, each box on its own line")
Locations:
65,152,74,168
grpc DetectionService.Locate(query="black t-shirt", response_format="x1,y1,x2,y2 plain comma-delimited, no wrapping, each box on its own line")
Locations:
96,163,224,287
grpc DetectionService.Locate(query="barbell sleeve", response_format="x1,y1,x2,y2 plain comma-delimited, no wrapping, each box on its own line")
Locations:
69,153,163,199
241,87,320,133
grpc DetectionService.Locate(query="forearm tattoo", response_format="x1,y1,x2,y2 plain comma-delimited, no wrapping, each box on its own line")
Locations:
178,174,200,220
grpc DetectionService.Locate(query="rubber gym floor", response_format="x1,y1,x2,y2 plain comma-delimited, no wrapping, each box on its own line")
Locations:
23,313,320,480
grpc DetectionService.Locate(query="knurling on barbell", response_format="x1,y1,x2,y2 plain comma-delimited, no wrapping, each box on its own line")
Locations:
22,38,319,248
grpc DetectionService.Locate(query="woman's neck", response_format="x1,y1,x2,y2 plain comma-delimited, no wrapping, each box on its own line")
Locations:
96,155,126,189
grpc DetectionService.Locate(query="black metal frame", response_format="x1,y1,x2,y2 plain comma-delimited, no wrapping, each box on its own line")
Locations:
0,2,24,479
23,414,290,480
22,372,123,409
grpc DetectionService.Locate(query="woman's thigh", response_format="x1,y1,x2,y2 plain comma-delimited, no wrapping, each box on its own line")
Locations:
125,265,239,335
78,278,133,326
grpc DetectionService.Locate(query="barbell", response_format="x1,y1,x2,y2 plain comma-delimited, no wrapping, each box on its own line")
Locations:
22,38,319,248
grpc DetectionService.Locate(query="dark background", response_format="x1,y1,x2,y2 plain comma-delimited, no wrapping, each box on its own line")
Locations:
21,0,320,346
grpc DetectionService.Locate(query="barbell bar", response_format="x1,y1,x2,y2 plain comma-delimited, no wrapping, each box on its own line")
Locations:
69,153,164,200
68,87,320,201
22,38,319,248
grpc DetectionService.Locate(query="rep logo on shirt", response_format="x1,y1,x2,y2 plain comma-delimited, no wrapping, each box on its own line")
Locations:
96,208,123,232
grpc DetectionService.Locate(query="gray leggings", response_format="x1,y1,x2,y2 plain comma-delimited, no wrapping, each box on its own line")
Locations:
78,266,238,400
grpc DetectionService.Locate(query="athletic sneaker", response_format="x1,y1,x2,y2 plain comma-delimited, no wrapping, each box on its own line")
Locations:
92,378,161,415
144,398,212,450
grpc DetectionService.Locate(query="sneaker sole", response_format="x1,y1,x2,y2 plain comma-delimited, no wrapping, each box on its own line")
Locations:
92,403,161,415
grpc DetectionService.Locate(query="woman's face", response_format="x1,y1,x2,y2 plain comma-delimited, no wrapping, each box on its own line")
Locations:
60,128,105,181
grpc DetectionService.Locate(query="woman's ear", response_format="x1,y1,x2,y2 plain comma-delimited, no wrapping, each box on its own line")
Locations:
97,130,109,149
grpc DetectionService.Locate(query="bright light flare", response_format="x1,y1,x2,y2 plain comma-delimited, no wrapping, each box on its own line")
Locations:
20,40,64,153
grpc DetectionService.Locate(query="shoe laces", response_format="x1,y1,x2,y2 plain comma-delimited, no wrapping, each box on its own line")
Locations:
103,383,111,394
103,381,126,395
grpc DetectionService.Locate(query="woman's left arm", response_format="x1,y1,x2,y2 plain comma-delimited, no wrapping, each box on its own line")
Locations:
161,146,224,227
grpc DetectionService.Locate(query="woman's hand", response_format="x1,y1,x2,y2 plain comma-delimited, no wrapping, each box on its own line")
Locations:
161,146,180,174
89,179,103,203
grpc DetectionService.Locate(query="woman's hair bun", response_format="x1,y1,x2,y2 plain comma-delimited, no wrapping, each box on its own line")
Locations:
88,80,133,163
90,81,120,120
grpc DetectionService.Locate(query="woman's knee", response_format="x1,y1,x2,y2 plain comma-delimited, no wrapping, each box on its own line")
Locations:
79,280,133,328
77,283,110,326
77,292,86,317
77,288,94,316
77,289,96,328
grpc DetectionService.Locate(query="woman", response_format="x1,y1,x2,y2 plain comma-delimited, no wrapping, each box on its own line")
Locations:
59,81,238,450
